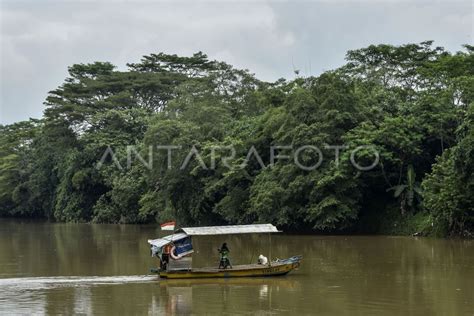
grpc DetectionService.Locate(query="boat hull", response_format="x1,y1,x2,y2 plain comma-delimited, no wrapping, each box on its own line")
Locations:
159,256,301,279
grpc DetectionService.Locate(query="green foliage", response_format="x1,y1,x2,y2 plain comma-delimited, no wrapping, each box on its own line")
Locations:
387,165,423,214
0,43,472,236
0,120,41,216
422,105,474,236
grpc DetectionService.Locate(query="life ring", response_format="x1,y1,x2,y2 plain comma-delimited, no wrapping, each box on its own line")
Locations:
169,245,184,260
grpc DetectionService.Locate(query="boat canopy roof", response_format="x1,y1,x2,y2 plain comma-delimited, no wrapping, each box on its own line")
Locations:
179,224,279,236
148,232,188,248
148,224,279,247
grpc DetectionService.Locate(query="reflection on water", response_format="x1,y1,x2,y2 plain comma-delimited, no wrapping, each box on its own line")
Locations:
0,220,473,315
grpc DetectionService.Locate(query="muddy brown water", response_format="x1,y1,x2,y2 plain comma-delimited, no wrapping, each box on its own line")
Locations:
0,220,472,315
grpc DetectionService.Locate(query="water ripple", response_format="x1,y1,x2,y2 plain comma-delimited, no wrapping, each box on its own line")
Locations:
0,275,157,291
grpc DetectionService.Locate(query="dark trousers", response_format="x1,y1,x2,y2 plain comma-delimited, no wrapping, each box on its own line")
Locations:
219,258,232,269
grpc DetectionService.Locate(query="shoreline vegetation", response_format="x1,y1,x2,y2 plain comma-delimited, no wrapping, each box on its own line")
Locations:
1,42,473,238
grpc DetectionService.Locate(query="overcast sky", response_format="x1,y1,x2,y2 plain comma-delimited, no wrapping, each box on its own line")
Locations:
1,0,472,125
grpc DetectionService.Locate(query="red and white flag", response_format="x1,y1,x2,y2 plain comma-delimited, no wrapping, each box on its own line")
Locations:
160,221,176,231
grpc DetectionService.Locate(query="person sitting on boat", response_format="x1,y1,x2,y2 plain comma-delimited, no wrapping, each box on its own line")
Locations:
218,242,232,269
258,254,268,265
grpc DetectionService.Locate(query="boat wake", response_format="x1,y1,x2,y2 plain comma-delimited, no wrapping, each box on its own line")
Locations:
0,275,157,291
0,275,157,314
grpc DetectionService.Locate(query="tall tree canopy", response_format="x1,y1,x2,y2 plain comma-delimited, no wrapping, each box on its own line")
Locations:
0,44,472,236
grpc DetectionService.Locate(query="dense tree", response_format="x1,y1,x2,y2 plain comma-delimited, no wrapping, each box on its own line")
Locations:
0,43,472,236
422,104,474,236
0,120,40,216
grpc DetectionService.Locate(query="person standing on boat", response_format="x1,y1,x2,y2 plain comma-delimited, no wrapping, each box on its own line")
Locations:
161,243,172,271
218,242,232,269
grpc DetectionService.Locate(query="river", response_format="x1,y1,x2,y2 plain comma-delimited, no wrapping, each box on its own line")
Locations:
0,220,472,315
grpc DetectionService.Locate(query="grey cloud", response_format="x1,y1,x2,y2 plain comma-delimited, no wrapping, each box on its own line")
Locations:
1,0,472,124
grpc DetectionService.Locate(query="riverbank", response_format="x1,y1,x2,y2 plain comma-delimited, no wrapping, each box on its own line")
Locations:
2,210,472,239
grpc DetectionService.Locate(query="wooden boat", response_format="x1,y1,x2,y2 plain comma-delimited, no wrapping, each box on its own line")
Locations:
148,224,302,279
159,256,302,279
